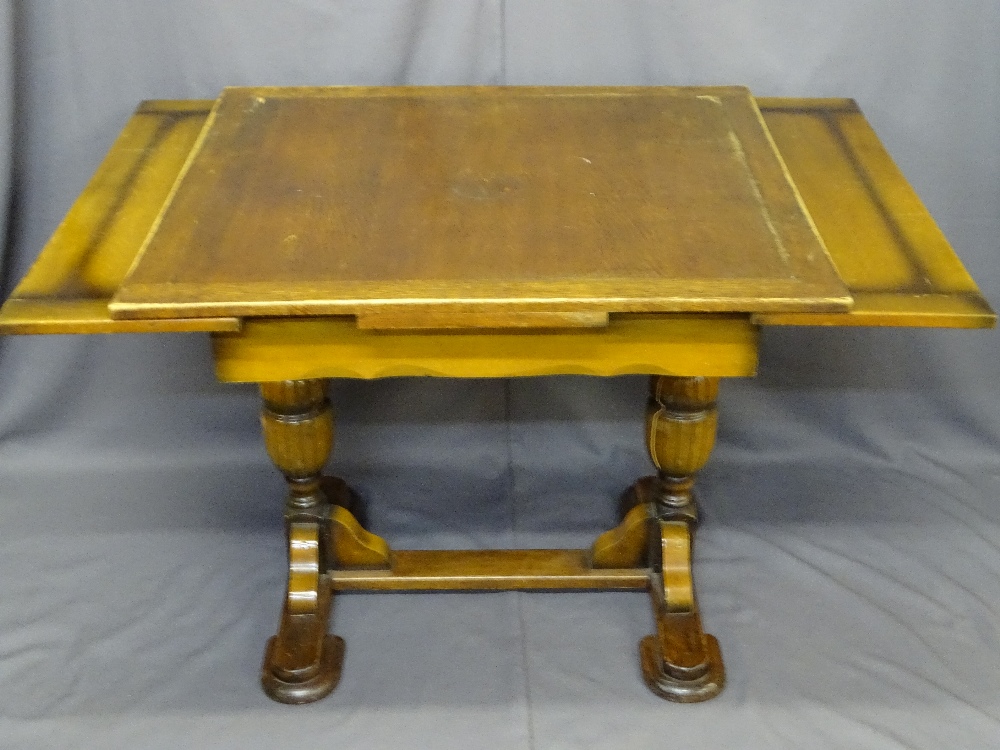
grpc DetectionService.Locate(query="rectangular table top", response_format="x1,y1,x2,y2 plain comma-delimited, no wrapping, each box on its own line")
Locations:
1,93,992,337
108,86,851,325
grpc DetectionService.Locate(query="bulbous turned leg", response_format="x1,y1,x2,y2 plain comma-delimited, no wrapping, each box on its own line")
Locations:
259,379,344,704
639,375,725,702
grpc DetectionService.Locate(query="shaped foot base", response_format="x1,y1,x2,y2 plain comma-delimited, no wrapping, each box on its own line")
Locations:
639,633,724,703
262,634,345,705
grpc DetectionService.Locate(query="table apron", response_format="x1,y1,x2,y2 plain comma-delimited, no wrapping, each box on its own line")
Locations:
211,315,759,382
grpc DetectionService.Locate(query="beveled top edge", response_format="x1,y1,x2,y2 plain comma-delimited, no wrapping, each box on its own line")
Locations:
756,97,860,113
220,84,754,100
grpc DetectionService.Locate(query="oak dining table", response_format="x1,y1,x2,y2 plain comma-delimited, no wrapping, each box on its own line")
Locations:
0,85,993,704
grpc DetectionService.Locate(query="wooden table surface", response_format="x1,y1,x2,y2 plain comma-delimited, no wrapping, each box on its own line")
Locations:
107,86,851,327
0,91,992,337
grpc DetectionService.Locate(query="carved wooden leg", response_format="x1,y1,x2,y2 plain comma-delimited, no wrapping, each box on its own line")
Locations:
637,375,725,702
259,379,344,704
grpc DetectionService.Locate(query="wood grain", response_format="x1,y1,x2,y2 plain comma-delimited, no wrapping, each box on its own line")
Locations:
259,380,344,703
590,501,652,569
755,99,995,328
260,379,334,507
212,314,759,382
4,94,992,334
0,100,239,334
647,376,719,509
329,549,649,591
110,86,851,322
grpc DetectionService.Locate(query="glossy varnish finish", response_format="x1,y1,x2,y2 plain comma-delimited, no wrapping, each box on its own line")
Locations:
254,376,726,703
638,376,725,701
756,98,994,327
109,86,851,322
330,550,649,591
211,314,760,382
0,101,239,334
259,380,343,703
3,95,991,333
0,89,994,708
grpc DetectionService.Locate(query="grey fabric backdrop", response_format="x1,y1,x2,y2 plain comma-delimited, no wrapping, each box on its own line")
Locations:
1,3,999,749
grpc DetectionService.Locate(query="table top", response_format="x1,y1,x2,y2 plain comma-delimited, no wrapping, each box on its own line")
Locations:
0,93,992,337
107,86,851,326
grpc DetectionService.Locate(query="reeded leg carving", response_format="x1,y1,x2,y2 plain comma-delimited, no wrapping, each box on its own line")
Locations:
260,380,344,704
638,375,725,702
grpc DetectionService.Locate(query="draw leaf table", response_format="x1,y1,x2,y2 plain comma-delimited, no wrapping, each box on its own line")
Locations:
1,86,993,704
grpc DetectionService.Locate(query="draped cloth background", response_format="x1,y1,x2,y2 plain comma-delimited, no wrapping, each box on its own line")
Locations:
1,3,999,748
